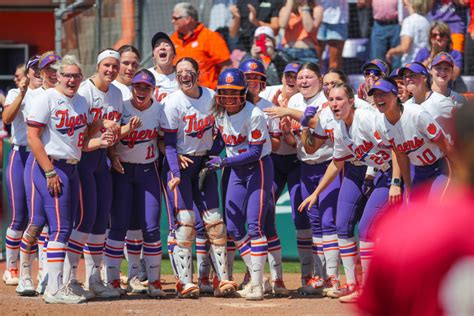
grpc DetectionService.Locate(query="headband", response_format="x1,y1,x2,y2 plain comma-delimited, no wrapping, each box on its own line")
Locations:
97,50,120,65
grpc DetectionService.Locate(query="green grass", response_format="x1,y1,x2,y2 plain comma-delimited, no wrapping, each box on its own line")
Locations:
120,257,303,276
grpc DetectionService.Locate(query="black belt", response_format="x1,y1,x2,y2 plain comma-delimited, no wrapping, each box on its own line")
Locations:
375,19,399,25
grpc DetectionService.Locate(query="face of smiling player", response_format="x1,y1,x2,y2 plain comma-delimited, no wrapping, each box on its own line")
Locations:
97,57,120,84
219,89,244,115
329,86,354,125
402,69,426,95
431,62,453,90
297,68,321,100
373,89,398,115
57,64,83,98
41,63,59,88
282,71,298,97
132,82,153,109
153,39,175,68
245,73,265,95
118,51,140,86
176,59,199,97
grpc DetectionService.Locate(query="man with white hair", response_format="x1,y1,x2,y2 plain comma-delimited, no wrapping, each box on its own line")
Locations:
170,2,231,90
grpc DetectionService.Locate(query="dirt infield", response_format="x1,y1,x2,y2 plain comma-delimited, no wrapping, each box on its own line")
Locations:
0,261,357,316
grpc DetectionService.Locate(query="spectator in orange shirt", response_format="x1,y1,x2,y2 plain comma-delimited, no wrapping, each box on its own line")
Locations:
170,2,232,90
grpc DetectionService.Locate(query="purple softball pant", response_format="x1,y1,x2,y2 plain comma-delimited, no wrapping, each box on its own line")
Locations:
300,160,340,238
6,146,30,231
271,153,309,230
412,158,451,199
336,162,391,242
335,162,367,239
24,154,47,231
75,149,112,235
163,155,219,232
109,161,161,243
358,166,391,242
225,155,274,241
32,159,80,243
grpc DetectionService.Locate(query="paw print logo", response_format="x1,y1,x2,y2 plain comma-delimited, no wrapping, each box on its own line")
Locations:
251,129,262,139
427,123,437,135
226,75,234,83
374,130,381,140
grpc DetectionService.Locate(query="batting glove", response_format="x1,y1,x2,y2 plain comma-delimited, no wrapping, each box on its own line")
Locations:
362,178,375,197
205,156,226,171
300,106,318,127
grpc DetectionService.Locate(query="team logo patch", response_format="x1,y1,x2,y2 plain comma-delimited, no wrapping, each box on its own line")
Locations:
375,81,381,86
49,55,55,60
427,123,437,135
292,63,298,68
374,130,381,140
225,75,234,83
251,129,262,139
142,74,148,80
249,62,258,70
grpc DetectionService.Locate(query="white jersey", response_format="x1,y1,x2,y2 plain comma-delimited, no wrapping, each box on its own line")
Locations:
288,92,333,163
333,108,391,168
116,100,161,164
260,85,297,156
27,88,90,160
376,105,444,166
315,99,374,144
405,91,456,144
4,88,35,146
161,88,215,155
448,89,465,109
148,67,178,102
78,79,124,135
259,84,282,103
23,87,47,121
255,98,281,138
111,80,132,101
215,101,272,158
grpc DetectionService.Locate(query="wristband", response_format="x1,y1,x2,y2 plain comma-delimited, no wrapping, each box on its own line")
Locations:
391,178,401,187
45,169,57,178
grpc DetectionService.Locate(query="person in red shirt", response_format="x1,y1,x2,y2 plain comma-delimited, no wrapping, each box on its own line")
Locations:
357,102,474,315
170,2,232,90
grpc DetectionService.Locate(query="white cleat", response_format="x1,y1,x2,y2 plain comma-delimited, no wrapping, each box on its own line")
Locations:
148,280,166,298
87,279,121,299
327,283,357,299
68,280,95,300
43,284,87,304
127,276,147,294
235,282,251,298
16,276,37,296
176,281,200,299
3,269,19,286
245,284,264,301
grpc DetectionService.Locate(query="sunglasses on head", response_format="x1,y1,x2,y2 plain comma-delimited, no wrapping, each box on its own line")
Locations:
364,69,381,77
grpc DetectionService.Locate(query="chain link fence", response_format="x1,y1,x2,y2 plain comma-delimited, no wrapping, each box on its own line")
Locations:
61,0,474,84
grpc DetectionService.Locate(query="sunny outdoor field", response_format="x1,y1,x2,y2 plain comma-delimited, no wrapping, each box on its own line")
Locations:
0,259,357,316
